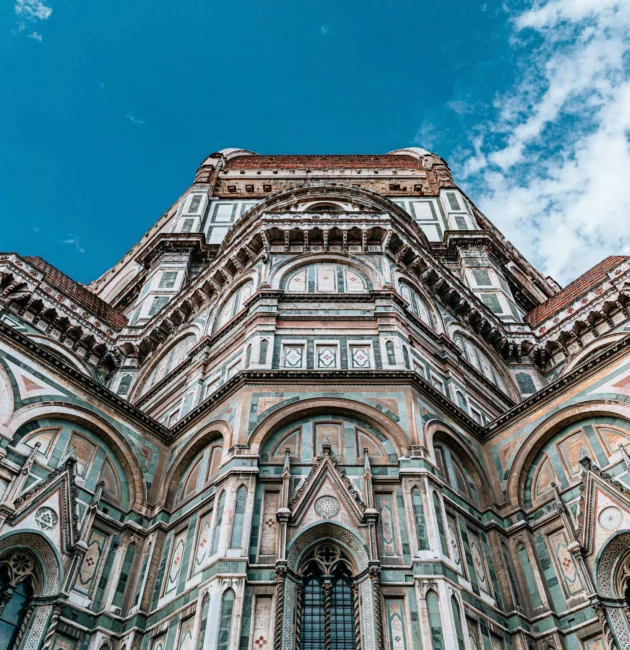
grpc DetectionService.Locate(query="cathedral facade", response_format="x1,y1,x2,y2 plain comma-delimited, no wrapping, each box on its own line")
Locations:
0,147,629,650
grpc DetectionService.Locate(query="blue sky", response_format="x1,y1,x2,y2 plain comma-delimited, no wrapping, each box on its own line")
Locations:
1,0,629,286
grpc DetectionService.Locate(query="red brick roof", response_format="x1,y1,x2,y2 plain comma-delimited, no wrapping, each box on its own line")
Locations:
25,257,128,329
526,256,626,328
224,154,420,170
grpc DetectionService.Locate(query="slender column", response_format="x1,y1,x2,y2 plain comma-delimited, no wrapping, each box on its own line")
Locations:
40,603,62,650
274,564,288,649
352,584,362,650
323,582,332,650
370,567,384,650
294,584,303,650
12,602,34,649
0,585,14,616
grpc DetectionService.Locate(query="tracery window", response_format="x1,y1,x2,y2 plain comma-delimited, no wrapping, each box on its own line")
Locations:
453,334,504,390
144,335,195,393
399,282,434,327
217,281,253,330
299,544,358,650
284,263,370,294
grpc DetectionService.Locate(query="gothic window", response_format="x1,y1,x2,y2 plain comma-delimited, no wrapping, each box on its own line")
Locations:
433,492,449,557
426,591,443,650
402,346,410,369
386,340,396,365
144,336,195,393
259,338,269,364
412,488,429,551
451,596,466,650
117,374,133,396
300,545,357,650
245,344,252,367
285,263,369,294
112,543,136,610
176,439,224,506
516,372,536,395
453,334,503,390
518,545,542,609
0,551,39,647
230,486,247,550
398,282,434,327
217,589,235,650
217,281,253,330
211,491,226,555
196,595,210,650
501,543,520,604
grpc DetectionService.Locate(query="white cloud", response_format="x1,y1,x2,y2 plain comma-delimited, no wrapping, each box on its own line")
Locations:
28,31,42,41
319,24,330,35
62,234,85,254
125,112,145,126
456,0,630,285
14,0,52,22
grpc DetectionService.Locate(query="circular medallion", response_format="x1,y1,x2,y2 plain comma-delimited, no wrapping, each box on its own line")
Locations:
315,495,340,519
35,506,58,531
599,506,623,531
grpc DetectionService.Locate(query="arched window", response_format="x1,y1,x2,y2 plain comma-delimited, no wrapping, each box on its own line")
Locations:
112,543,136,609
144,335,195,393
433,442,479,504
211,491,226,555
175,438,224,506
403,346,410,369
399,282,434,327
451,596,466,650
133,541,152,608
117,374,133,396
412,488,429,551
196,594,210,650
453,334,503,389
217,589,235,650
501,543,520,604
518,545,542,609
245,344,252,367
426,591,443,650
285,263,370,294
259,339,269,364
300,544,357,650
230,486,247,550
217,282,253,330
432,492,449,557
0,551,39,647
386,341,396,365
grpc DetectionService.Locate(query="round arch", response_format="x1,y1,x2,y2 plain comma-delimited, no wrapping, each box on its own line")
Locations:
424,420,491,507
287,521,370,573
247,397,410,455
392,270,443,333
270,253,384,292
7,402,148,509
26,334,96,378
448,324,520,401
159,419,232,509
130,328,200,401
562,333,628,375
506,400,630,507
207,271,258,335
220,184,432,252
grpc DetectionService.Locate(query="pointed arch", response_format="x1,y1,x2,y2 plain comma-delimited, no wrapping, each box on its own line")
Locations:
425,420,490,507
159,419,232,509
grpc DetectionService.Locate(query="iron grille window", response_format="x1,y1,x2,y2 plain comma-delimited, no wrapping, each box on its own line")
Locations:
301,564,357,650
